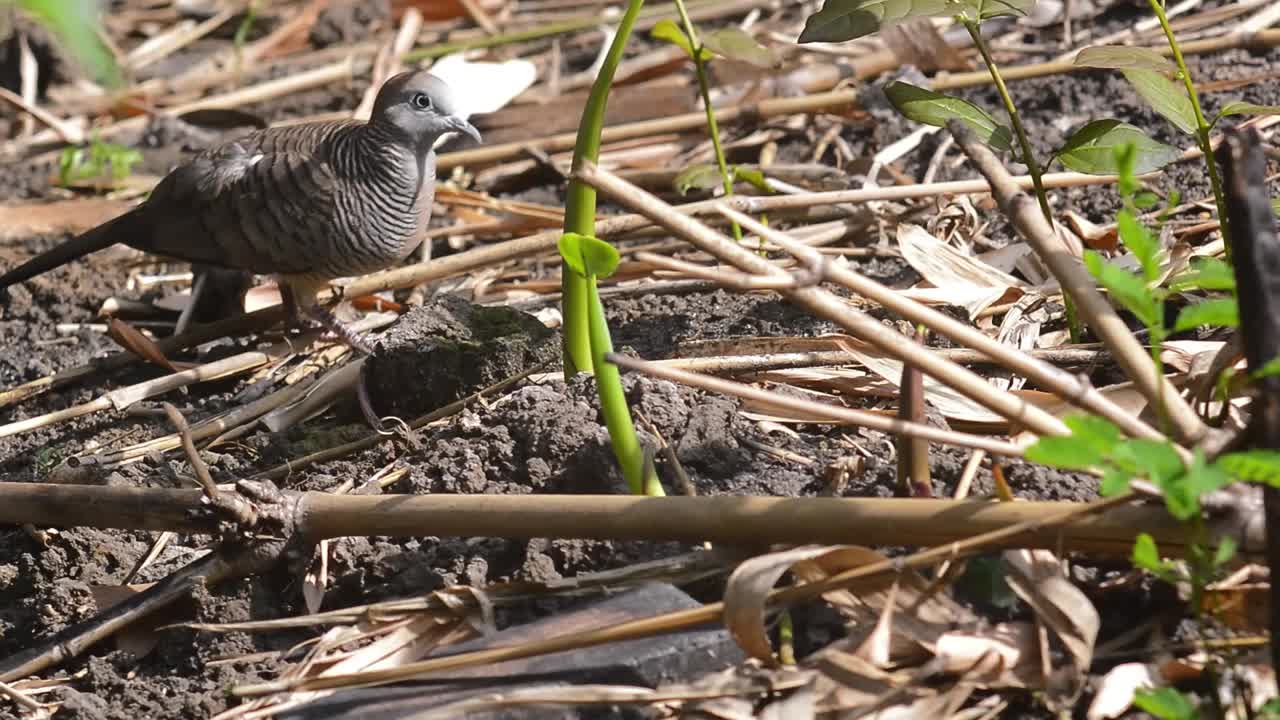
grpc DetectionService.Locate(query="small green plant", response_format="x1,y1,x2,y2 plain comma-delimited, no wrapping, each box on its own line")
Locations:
561,0,644,378
557,0,663,496
57,135,143,188
1133,686,1200,720
1074,10,1280,260
652,7,778,241
1080,142,1238,432
559,233,663,495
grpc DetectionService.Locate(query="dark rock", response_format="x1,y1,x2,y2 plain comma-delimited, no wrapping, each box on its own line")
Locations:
281,583,744,719
364,294,559,421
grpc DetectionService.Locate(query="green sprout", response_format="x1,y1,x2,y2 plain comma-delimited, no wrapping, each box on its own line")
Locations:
651,5,779,242
57,135,143,188
557,0,663,496
559,233,663,496
560,0,644,378
1073,12,1280,261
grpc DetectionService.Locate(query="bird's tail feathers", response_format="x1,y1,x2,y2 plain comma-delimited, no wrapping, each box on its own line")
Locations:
0,211,137,291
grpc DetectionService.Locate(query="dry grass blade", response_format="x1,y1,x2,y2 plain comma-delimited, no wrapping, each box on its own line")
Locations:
573,160,1071,439
607,352,1025,456
947,121,1213,447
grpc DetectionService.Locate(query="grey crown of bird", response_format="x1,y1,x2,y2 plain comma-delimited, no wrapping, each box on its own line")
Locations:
0,69,481,351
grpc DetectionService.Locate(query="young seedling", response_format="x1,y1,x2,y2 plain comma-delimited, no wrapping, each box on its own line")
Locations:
1081,142,1239,433
1074,42,1280,261
652,5,780,241
57,135,143,189
561,0,644,377
559,232,664,496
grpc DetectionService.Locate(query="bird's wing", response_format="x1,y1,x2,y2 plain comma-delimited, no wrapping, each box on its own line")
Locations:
131,141,342,276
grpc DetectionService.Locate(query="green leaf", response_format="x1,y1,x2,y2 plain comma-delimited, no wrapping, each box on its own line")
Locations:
955,0,1036,21
1133,687,1198,720
1074,45,1173,72
955,555,1019,609
1112,439,1184,486
732,167,771,193
651,19,705,60
1217,450,1280,487
883,82,1013,151
1170,257,1235,292
1121,69,1198,134
1025,413,1122,470
1085,251,1160,328
1100,468,1132,496
1117,209,1159,281
1213,101,1280,126
1162,449,1232,520
798,0,953,43
1055,120,1182,175
1212,536,1237,568
701,28,779,68
1131,533,1163,574
1173,298,1238,332
674,164,726,195
558,232,621,278
1252,356,1280,380
17,0,122,88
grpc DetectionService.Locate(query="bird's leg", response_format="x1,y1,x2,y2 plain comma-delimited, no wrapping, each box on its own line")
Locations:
280,282,374,355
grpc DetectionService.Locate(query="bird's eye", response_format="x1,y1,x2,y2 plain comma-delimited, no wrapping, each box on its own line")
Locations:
411,93,432,110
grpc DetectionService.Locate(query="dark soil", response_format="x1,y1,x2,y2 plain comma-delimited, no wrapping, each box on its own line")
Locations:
0,1,1273,717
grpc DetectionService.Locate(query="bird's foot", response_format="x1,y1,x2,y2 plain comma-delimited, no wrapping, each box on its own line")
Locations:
301,303,375,355
279,282,374,354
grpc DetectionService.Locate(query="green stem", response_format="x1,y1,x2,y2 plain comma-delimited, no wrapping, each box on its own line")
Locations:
560,0,645,378
963,20,1052,224
1146,0,1231,261
672,0,741,242
587,279,664,496
964,20,1082,342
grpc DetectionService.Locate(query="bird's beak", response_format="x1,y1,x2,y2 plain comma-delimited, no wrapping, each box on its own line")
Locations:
447,115,482,145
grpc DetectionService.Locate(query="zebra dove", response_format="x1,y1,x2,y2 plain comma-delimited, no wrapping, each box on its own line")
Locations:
0,70,481,352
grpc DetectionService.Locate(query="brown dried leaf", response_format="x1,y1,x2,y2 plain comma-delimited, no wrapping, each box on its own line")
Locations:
724,545,879,663
107,317,178,372
1003,549,1099,709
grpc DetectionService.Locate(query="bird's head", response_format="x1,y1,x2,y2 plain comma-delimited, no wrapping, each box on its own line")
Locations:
369,70,482,152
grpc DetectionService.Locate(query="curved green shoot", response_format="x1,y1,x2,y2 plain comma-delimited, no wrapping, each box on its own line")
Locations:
561,0,645,378
560,233,664,496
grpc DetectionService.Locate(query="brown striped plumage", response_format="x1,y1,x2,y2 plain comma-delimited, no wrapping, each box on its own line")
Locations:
0,70,481,352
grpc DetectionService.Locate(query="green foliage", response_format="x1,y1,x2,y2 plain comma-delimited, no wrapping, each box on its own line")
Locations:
559,233,621,279
1131,533,1180,584
1215,450,1280,487
674,164,771,195
699,27,778,67
15,0,121,87
1212,101,1280,125
882,82,1013,151
1121,69,1198,134
650,19,708,60
1169,257,1236,293
1133,687,1199,720
955,555,1019,609
1074,45,1172,72
1173,298,1238,332
797,0,1033,42
57,136,143,187
1084,250,1161,329
1251,356,1280,380
1054,120,1181,175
